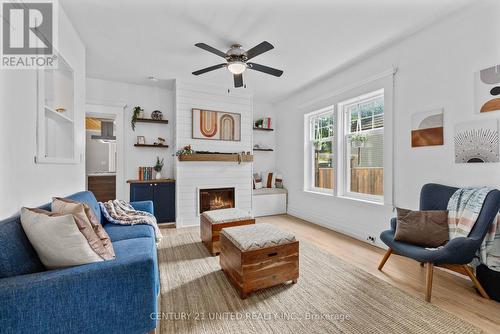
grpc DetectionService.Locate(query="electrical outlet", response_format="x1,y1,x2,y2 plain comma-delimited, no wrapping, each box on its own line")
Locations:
367,235,376,243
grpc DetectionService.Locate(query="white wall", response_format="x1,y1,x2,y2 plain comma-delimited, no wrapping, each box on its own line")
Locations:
275,1,500,247
0,5,86,218
174,80,253,227
253,102,277,174
85,78,174,200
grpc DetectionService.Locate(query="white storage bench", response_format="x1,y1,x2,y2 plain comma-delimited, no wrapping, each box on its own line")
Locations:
252,188,287,217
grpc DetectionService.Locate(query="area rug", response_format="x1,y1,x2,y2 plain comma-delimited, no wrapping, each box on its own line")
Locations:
157,228,481,334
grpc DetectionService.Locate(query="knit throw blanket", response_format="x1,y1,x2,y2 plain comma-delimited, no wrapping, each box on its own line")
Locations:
100,200,162,245
448,187,500,271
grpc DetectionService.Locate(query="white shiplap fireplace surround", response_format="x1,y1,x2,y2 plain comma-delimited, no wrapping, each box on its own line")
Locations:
174,80,253,228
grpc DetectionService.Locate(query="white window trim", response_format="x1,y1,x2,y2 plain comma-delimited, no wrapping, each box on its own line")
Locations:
302,68,395,207
303,106,335,194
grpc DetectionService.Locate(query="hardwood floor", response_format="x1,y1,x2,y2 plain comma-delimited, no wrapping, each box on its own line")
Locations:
257,214,500,334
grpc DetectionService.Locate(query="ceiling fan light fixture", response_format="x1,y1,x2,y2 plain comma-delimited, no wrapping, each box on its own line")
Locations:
227,60,246,75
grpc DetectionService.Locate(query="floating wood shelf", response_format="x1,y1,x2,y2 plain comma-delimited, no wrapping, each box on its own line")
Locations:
253,127,273,131
127,178,175,184
178,153,253,162
134,144,169,148
135,118,169,124
253,148,274,152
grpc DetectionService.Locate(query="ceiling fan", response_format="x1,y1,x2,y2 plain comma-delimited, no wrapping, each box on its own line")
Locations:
192,41,283,88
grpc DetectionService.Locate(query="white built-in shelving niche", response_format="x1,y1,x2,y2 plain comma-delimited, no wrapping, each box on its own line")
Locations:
36,53,78,164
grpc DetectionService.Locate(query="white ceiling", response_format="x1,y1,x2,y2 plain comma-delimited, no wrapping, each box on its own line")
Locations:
60,0,473,103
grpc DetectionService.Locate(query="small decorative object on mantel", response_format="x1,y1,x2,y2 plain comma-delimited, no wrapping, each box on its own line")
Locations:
151,110,163,120
154,157,164,180
131,106,144,131
136,136,146,145
154,137,166,146
175,145,194,156
55,107,66,113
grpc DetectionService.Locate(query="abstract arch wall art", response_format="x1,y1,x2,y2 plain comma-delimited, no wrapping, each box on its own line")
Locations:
219,114,235,140
411,108,444,147
475,64,500,114
454,120,499,163
192,108,241,141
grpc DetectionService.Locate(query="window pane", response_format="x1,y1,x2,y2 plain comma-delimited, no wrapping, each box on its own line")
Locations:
348,130,383,196
314,140,333,189
312,114,334,141
345,92,384,198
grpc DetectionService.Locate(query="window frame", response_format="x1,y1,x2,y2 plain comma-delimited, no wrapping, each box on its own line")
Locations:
304,106,335,195
339,89,385,203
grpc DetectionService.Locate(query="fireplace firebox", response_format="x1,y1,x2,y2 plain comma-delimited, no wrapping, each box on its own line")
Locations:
199,187,235,214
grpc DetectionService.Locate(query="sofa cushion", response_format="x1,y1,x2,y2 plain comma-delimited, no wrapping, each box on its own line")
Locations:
20,208,104,269
0,215,45,278
104,223,155,242
52,197,115,259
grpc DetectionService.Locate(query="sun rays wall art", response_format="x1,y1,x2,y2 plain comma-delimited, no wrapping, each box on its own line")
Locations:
475,64,500,114
411,108,444,148
454,120,499,163
192,108,241,141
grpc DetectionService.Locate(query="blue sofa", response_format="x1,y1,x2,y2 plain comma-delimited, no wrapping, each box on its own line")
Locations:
0,191,159,334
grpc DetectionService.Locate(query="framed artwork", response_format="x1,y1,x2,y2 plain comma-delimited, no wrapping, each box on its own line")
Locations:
192,108,241,141
411,108,444,147
136,136,146,145
454,120,499,163
475,64,500,114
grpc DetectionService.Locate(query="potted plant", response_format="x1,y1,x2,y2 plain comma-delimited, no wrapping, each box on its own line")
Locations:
131,106,144,131
154,157,164,180
349,133,368,148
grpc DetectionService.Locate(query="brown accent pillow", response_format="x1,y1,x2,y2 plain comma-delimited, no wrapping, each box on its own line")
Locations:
394,208,449,248
52,198,115,260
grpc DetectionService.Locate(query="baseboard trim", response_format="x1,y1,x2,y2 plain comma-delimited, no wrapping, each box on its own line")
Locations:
287,207,386,249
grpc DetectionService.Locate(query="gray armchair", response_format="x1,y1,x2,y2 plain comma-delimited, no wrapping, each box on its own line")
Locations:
378,183,500,302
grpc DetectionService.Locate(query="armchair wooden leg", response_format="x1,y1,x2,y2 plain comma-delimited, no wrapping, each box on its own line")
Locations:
378,248,393,271
462,265,490,299
425,262,433,302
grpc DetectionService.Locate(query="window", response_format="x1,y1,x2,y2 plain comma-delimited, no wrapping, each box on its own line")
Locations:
307,108,334,192
342,90,384,201
304,89,385,203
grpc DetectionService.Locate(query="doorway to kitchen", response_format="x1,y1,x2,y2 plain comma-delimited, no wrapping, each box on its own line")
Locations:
85,101,126,201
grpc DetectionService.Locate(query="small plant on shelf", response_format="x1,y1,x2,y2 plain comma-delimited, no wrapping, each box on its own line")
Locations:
131,106,144,131
175,145,194,156
154,157,164,179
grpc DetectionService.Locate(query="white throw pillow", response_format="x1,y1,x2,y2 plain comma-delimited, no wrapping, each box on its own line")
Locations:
20,207,103,269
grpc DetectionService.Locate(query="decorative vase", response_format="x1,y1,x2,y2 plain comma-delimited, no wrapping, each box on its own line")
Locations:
155,171,162,180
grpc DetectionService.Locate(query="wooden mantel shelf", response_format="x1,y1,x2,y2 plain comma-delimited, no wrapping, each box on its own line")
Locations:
178,153,253,162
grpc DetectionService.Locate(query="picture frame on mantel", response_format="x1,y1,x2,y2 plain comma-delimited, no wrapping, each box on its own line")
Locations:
192,108,241,141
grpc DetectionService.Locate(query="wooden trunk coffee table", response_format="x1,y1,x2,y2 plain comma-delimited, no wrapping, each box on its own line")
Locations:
219,223,299,299
200,208,255,256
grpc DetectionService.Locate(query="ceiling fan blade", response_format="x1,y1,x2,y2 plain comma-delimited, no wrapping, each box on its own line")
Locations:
195,43,227,58
234,73,243,88
247,62,283,77
245,41,274,60
192,63,226,76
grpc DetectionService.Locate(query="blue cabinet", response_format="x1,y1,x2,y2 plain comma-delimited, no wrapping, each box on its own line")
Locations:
130,181,175,224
